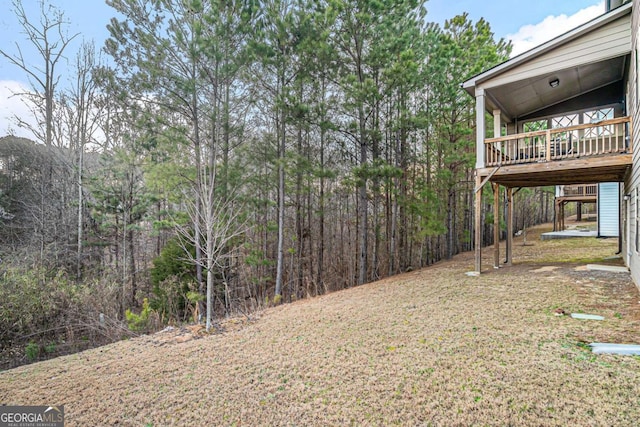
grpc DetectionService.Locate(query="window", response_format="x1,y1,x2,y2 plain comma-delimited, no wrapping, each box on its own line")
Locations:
522,120,547,149
551,114,579,129
583,108,614,137
552,114,579,142
523,120,548,132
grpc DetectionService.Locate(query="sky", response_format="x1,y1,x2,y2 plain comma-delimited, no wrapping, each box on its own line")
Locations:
0,0,605,139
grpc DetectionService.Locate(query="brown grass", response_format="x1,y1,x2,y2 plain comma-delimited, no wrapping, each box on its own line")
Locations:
2,224,640,426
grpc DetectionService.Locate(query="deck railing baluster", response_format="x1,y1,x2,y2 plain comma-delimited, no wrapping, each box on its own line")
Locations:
483,116,631,167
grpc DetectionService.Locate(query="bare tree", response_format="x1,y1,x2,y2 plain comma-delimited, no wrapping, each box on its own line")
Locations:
0,0,78,146
0,0,79,262
176,174,247,331
59,41,103,279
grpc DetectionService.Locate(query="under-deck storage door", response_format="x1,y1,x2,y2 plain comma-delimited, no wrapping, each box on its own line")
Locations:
599,182,620,237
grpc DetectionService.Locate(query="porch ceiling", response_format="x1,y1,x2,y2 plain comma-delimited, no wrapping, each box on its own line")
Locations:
486,56,627,120
463,2,632,123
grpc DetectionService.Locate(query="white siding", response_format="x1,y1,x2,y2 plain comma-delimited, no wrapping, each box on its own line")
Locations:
626,0,640,287
483,15,632,89
598,182,620,237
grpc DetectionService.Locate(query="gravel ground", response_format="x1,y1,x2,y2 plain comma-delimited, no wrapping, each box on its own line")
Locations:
2,225,640,426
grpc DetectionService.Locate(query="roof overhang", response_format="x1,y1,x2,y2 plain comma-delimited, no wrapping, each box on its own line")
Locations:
462,2,632,122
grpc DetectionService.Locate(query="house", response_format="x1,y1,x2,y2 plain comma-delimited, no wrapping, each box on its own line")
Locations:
462,0,639,283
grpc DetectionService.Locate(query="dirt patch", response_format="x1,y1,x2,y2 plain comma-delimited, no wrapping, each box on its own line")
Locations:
531,266,560,273
1,224,640,426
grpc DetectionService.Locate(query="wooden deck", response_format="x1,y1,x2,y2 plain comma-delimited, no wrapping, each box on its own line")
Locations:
555,184,598,203
554,185,598,231
561,184,598,197
480,117,632,187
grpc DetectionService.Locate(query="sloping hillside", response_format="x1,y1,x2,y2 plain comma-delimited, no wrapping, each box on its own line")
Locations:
2,225,640,426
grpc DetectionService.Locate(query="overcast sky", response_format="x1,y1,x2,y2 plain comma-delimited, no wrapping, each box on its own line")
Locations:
0,0,604,139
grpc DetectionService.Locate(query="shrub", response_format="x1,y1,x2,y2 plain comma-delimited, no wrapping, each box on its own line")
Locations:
125,298,159,333
0,268,78,350
25,342,39,362
0,266,131,369
185,291,204,323
44,342,56,354
150,238,194,287
150,238,197,322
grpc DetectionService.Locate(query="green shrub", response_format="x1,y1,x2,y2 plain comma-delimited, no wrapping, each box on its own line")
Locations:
25,342,39,362
185,291,204,322
125,298,157,332
150,238,197,322
150,238,194,287
44,343,56,354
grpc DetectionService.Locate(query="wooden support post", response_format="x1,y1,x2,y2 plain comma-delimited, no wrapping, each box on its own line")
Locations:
506,187,513,266
577,201,582,222
493,109,502,139
491,110,502,270
493,183,500,269
546,129,552,161
475,174,483,273
558,202,562,231
475,90,486,169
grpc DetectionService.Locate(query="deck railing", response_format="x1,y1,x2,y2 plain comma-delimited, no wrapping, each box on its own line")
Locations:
561,184,598,197
484,116,631,167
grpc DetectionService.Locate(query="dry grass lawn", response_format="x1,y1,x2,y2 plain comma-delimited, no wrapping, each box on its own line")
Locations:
2,224,640,426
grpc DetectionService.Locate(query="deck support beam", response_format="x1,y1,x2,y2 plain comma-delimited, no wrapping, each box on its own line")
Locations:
493,109,501,140
506,187,513,266
473,105,503,274
475,89,486,169
474,174,483,273
493,183,500,269
492,110,503,269
554,199,566,231
553,199,557,232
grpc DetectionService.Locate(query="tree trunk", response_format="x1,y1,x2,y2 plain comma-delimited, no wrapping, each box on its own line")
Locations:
447,189,455,259
76,143,83,280
128,224,136,305
358,103,368,285
317,114,326,294
274,69,286,299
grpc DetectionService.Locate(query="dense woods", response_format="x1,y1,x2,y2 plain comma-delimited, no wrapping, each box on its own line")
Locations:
0,0,556,366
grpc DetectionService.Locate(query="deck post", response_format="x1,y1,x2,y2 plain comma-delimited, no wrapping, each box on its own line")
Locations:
493,109,501,139
475,89,486,169
545,129,552,161
506,187,513,266
474,87,486,273
493,183,500,268
553,202,566,231
492,110,502,269
577,202,582,222
475,174,483,273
